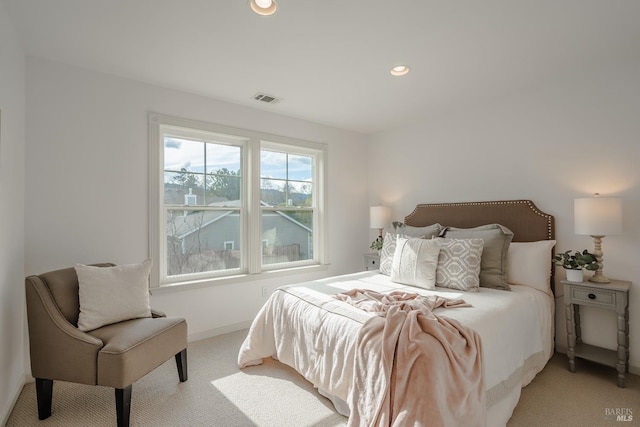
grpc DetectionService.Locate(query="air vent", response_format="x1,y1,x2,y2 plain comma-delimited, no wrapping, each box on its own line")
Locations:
253,92,283,105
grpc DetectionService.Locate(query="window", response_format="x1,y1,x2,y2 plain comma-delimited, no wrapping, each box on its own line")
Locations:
149,114,328,287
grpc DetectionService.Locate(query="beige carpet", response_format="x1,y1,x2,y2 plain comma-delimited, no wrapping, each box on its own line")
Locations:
7,329,639,426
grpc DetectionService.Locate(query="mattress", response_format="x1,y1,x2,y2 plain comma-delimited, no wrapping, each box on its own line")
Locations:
238,270,554,426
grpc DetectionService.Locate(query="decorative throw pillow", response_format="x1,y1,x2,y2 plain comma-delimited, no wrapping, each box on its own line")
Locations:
76,260,152,332
507,240,557,295
380,224,442,276
379,232,397,275
390,237,441,289
443,224,514,290
435,238,484,292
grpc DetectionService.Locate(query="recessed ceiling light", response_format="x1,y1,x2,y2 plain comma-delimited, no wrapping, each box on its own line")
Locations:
390,65,410,76
250,0,278,16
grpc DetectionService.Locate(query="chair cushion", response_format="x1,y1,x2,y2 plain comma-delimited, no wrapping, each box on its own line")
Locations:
90,317,187,388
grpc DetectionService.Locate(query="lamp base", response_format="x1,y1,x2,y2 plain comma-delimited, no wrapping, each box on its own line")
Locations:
588,235,611,284
589,271,611,284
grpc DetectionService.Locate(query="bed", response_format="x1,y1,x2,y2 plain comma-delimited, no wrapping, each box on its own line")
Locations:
238,200,556,426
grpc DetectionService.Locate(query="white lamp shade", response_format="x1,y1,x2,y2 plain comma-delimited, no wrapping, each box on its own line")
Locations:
574,197,622,236
370,206,390,229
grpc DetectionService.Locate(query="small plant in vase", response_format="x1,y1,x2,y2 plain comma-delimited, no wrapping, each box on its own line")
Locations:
552,249,599,282
370,236,383,253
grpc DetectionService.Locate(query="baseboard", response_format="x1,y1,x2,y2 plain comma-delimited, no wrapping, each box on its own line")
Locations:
188,320,252,343
555,345,639,375
0,373,27,426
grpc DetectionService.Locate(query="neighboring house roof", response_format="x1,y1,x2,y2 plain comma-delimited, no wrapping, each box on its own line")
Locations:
168,200,311,240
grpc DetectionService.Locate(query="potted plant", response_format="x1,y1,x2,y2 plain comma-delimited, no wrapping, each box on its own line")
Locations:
553,249,599,282
370,236,383,253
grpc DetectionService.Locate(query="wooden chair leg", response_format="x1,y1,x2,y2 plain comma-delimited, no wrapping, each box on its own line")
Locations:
35,378,53,420
175,348,188,382
115,385,132,427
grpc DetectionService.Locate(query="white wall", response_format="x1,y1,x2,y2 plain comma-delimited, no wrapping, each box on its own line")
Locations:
368,59,640,372
0,1,26,424
25,57,369,340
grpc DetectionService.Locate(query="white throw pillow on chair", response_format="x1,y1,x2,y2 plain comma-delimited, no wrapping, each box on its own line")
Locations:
76,260,152,332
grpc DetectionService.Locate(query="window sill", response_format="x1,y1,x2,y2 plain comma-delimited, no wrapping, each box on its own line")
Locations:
150,263,330,295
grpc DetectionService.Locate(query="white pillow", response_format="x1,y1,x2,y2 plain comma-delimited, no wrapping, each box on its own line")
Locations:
435,238,484,292
76,260,152,332
390,237,441,290
507,240,557,295
380,224,443,276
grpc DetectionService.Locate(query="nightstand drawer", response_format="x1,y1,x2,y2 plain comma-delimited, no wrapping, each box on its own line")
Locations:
363,254,380,271
570,287,615,308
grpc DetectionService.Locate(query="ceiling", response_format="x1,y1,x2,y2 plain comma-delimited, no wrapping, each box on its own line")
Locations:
4,0,640,134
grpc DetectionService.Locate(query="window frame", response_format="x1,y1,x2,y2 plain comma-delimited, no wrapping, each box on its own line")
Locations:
149,113,329,290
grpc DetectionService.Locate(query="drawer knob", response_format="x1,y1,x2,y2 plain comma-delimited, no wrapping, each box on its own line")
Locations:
588,293,596,300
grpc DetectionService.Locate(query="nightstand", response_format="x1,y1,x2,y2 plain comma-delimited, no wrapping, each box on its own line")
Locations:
363,253,380,271
563,279,631,387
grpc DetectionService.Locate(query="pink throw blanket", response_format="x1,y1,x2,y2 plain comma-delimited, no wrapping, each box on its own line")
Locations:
334,289,485,427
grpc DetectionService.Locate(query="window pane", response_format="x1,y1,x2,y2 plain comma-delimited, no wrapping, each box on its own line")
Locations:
260,150,287,179
164,171,206,205
262,210,313,265
206,144,242,176
288,181,313,207
166,209,241,276
164,137,205,173
261,178,286,206
209,172,241,202
260,179,312,207
288,154,313,181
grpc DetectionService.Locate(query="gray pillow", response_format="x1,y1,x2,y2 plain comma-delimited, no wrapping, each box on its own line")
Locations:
394,223,442,238
436,238,484,292
443,224,514,290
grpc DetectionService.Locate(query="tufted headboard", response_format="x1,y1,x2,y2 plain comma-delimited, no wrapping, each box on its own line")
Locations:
403,200,555,291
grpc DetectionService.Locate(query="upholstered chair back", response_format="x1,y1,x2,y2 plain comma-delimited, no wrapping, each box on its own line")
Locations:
34,263,114,326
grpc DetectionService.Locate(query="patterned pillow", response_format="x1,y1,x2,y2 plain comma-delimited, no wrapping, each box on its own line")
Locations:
443,224,514,290
435,238,484,292
379,232,398,275
390,237,441,289
380,224,442,276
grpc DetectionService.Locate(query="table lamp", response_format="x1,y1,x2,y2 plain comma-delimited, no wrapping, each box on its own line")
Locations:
574,194,622,283
370,206,390,251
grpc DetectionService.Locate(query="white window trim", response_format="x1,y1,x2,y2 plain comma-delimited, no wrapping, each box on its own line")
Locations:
148,113,329,290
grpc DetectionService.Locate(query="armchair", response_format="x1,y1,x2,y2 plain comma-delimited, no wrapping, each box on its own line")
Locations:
25,264,188,426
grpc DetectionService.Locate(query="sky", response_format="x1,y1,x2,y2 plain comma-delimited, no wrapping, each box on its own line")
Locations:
164,137,312,183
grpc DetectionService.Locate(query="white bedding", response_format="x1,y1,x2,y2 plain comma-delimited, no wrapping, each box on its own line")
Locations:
238,271,554,426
